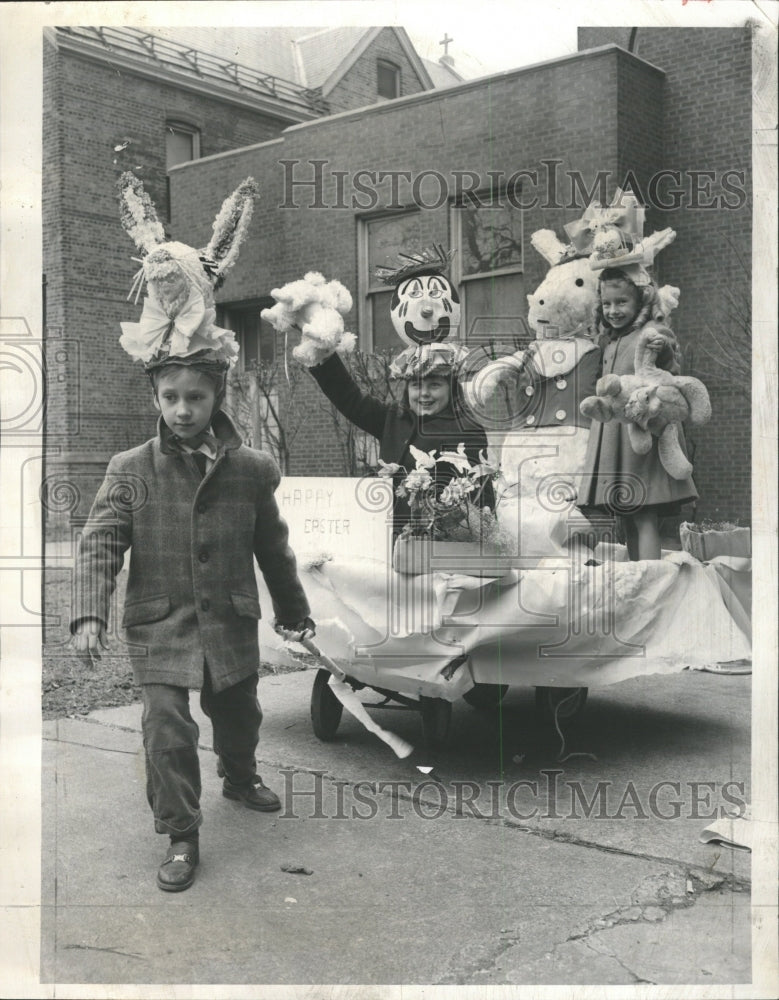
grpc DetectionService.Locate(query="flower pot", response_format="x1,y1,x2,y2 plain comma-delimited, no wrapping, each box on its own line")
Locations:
392,535,507,577
679,523,751,562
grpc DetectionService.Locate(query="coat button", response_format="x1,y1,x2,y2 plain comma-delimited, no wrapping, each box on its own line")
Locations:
556,379,567,390
198,551,209,563
525,415,536,425
555,409,567,420
524,385,535,396
201,599,210,611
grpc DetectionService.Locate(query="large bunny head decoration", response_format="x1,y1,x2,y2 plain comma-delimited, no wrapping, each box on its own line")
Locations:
525,231,600,341
117,172,258,369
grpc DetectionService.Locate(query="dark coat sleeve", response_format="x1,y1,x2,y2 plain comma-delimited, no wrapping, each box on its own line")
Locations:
71,455,134,631
308,353,388,439
252,452,311,625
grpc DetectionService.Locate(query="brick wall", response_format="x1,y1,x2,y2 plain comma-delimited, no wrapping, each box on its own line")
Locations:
173,48,655,478
326,27,429,113
47,29,752,529
43,38,299,458
581,27,752,521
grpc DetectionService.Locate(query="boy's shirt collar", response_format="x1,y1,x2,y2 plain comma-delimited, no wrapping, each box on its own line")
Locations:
175,427,217,459
158,410,243,456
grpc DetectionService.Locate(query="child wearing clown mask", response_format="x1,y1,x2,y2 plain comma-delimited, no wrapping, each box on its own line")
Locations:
305,251,494,536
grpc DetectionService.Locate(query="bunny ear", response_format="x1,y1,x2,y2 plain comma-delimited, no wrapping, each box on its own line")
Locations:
642,227,676,264
530,229,569,266
118,172,165,252
203,177,259,281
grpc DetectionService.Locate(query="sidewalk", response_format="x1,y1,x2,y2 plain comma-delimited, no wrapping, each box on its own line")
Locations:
41,668,752,987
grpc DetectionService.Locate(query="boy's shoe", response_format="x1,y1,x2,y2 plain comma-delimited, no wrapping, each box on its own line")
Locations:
157,841,199,892
222,775,281,812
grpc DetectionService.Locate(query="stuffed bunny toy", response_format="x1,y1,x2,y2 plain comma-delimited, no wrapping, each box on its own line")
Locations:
260,271,355,367
580,326,711,479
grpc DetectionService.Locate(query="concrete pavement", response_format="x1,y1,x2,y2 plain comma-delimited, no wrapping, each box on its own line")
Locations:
41,667,752,987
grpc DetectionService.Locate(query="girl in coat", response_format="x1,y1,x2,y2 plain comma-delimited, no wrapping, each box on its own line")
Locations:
309,340,494,537
576,266,697,560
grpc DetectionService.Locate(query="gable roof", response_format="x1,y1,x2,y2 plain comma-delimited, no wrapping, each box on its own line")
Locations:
145,25,434,94
292,26,372,87
296,26,434,94
422,57,465,88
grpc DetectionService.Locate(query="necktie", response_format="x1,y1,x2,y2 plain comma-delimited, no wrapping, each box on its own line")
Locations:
192,451,208,478
177,430,218,452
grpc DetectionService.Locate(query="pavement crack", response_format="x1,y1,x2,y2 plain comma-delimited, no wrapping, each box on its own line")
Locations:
262,763,751,890
434,930,522,985
43,735,138,756
566,867,740,945
582,936,656,984
64,943,144,959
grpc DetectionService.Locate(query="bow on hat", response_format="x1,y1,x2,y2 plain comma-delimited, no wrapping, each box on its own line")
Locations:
119,285,235,365
563,189,647,257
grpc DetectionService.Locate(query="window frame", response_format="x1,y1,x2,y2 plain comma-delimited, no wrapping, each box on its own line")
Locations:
165,120,201,170
358,208,427,353
449,194,525,343
215,297,276,371
376,59,401,100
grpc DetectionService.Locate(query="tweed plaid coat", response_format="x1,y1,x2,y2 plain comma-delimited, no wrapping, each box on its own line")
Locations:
72,411,310,692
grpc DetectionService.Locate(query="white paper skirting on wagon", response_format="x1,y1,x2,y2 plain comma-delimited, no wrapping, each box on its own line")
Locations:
264,547,750,699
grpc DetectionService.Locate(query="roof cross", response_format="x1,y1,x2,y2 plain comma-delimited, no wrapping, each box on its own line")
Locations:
439,33,453,57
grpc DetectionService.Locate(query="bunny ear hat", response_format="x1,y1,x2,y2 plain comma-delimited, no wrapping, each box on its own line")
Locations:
117,172,259,370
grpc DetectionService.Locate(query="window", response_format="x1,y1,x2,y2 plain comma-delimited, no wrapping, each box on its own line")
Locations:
165,121,200,219
165,121,200,170
216,298,276,369
217,299,278,452
377,59,400,100
451,198,526,345
359,211,448,353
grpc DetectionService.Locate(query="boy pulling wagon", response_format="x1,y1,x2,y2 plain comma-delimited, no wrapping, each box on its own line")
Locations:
72,174,313,892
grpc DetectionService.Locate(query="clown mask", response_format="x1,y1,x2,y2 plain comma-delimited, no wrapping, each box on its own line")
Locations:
390,271,460,347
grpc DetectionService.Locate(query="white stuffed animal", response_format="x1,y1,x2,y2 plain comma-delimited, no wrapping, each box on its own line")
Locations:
261,271,355,367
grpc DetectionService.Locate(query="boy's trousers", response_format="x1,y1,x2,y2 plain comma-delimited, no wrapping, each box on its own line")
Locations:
141,664,262,837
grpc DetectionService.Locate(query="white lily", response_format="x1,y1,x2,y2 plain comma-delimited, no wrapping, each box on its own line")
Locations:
408,445,438,469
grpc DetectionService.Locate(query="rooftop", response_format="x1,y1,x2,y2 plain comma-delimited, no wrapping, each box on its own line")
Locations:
54,25,332,117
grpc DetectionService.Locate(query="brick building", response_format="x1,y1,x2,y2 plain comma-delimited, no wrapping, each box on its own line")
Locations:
42,25,448,531
44,25,753,528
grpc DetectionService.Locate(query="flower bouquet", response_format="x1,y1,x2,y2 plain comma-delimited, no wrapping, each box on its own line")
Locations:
380,444,511,576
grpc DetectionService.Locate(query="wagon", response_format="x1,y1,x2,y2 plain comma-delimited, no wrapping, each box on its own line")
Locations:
296,540,750,755
309,661,588,751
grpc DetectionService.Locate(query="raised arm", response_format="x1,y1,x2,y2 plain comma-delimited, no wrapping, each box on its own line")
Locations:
308,352,389,440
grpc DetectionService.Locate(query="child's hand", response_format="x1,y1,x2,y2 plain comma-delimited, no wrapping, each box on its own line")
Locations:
72,618,108,663
273,617,316,642
644,331,670,353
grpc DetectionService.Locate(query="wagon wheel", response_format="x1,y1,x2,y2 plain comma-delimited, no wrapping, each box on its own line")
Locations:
463,683,509,711
310,668,344,741
534,686,588,725
419,696,452,749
